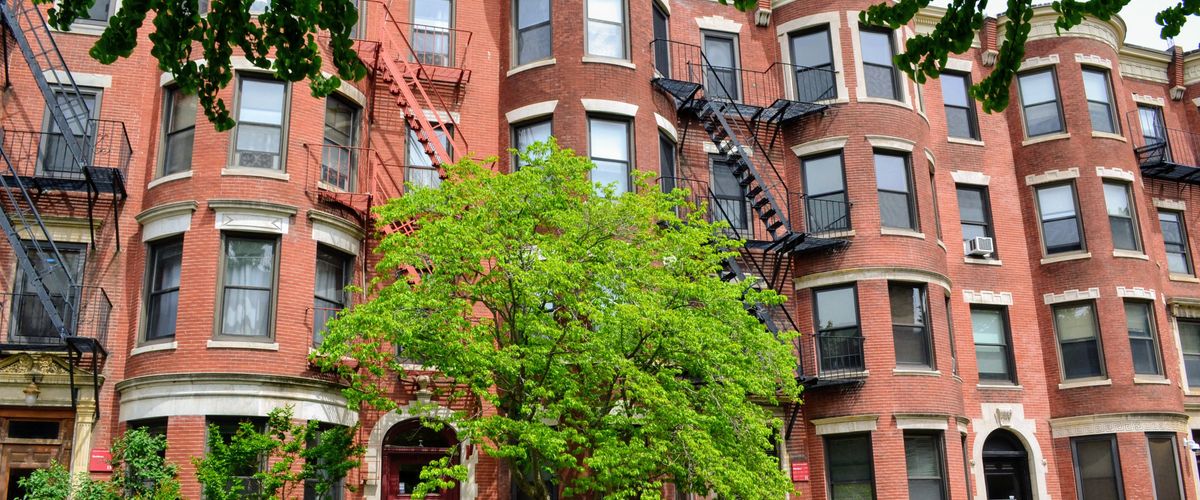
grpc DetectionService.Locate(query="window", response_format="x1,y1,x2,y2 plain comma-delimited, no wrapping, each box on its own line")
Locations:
321,95,360,191
7,420,61,440
890,282,932,368
945,296,957,375
41,90,99,176
652,1,669,76
711,156,748,230
702,31,739,101
802,152,849,232
1071,435,1123,500
232,77,286,170
1053,302,1104,380
960,434,971,497
904,432,946,500
942,72,978,139
1017,69,1064,137
1035,183,1084,254
585,0,626,59
825,433,875,499
145,237,183,342
1125,301,1161,376
248,0,269,15
1148,433,1184,500
1139,104,1169,160
1103,182,1140,252
790,26,836,102
813,285,863,373
304,425,348,500
860,27,899,100
875,152,917,230
1082,68,1118,134
161,87,196,176
1181,321,1200,388
659,133,676,193
406,124,453,189
412,0,453,67
218,235,278,338
314,246,352,347
1160,211,1192,275
207,417,268,495
81,0,113,22
10,243,85,344
971,307,1015,383
512,119,552,169
957,185,995,258
514,0,551,66
929,168,942,240
588,117,631,195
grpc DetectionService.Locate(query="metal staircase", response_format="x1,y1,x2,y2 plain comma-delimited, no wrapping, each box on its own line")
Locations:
0,0,110,414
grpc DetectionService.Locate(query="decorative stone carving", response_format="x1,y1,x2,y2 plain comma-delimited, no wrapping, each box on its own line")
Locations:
1116,286,1156,300
1025,167,1080,186
1075,53,1112,68
1043,287,1101,305
963,290,1013,306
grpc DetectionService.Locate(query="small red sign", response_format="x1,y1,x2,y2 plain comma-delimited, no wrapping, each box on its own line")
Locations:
89,450,112,472
791,461,810,482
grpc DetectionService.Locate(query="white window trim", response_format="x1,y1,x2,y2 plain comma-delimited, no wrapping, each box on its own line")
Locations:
654,113,678,142
505,100,558,124
581,98,638,117
1019,54,1060,71
136,201,198,242
865,134,915,152
849,14,913,108
507,58,557,77
209,199,297,235
776,12,848,103
944,58,973,72
962,290,1013,306
309,210,363,256
951,170,990,186
813,414,878,435
791,136,847,157
794,267,952,293
1050,412,1188,438
1025,167,1080,186
1075,53,1112,69
43,70,111,89
695,14,741,33
1043,287,1100,305
895,414,949,431
1096,166,1135,182
1115,286,1156,300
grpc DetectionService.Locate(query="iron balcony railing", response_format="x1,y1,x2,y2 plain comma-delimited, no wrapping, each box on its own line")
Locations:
1126,110,1200,182
658,177,852,241
650,39,838,109
0,119,131,185
811,332,865,381
1,285,110,351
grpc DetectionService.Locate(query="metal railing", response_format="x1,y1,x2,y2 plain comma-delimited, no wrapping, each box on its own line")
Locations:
304,143,445,219
650,39,837,109
0,119,132,183
795,194,853,235
397,21,473,72
658,177,853,240
1126,110,1200,170
811,332,865,381
0,285,110,351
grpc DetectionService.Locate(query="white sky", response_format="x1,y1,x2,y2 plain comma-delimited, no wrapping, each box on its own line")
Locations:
944,0,1200,51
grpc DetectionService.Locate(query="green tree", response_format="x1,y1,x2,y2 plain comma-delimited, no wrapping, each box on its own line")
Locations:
17,428,180,500
314,141,801,499
192,406,362,500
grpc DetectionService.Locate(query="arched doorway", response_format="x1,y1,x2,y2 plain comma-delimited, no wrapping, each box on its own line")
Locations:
382,420,460,499
983,429,1033,500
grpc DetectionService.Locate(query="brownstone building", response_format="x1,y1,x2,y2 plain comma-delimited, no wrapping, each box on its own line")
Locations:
2,0,1200,498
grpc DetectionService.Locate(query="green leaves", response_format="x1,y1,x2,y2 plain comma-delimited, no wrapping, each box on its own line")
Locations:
315,142,800,498
45,0,366,131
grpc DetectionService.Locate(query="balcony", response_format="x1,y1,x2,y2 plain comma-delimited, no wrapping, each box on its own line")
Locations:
1127,111,1200,184
0,285,110,356
799,333,866,389
0,119,130,196
305,143,450,225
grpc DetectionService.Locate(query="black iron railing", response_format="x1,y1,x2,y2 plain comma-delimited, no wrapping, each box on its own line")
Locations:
1,119,131,183
813,332,865,379
1127,110,1200,169
797,195,852,234
658,177,852,240
1,285,110,351
650,39,837,108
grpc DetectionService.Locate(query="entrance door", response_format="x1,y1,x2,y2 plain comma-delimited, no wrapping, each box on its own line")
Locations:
0,412,74,500
381,420,460,500
982,430,1033,500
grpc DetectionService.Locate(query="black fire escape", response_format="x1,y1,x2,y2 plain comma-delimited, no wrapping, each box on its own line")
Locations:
0,0,122,416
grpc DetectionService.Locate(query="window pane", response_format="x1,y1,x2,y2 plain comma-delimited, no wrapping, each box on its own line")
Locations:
956,188,986,223
518,24,552,64
1103,184,1132,218
976,345,1009,377
827,433,874,499
803,154,844,196
225,239,275,288
170,91,197,132
1187,354,1200,387
1075,438,1121,500
238,79,285,124
514,119,552,167
592,160,628,193
942,73,969,107
1082,70,1110,103
859,30,893,66
874,154,909,192
1062,340,1103,379
971,309,1004,345
1089,102,1116,133
1024,101,1063,136
1042,218,1081,252
889,284,925,326
587,0,622,23
904,435,940,477
1169,253,1190,275
816,287,857,330
864,64,897,100
946,107,973,139
1037,185,1076,219
879,192,912,229
414,0,452,27
1149,436,1183,500
791,29,832,68
704,36,735,68
1019,71,1056,104
1055,304,1097,341
324,97,356,146
164,128,195,175
1111,218,1137,251
222,288,272,336
589,119,628,160
85,0,110,21
587,21,624,58
516,0,549,28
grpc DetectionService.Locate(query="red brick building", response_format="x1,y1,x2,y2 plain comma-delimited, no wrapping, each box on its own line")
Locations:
2,0,1200,498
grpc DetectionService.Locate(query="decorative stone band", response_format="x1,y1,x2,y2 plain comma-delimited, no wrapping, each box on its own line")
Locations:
1075,53,1113,69
12,215,100,245
1154,198,1187,211
963,290,1013,306
1095,166,1135,182
654,113,678,142
504,100,557,124
116,373,356,426
1115,286,1156,301
1044,287,1100,305
864,134,916,152
1169,298,1200,319
1025,167,1079,186
812,414,879,435
1049,412,1189,438
580,99,638,118
951,170,991,186
309,210,364,256
209,199,297,235
137,200,199,242
1133,93,1167,107
1019,54,1060,71
694,14,742,33
791,136,848,158
795,267,952,293
894,413,952,431
944,58,973,72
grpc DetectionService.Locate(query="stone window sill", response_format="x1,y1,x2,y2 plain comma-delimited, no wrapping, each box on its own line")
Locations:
812,229,855,239
881,227,925,240
1057,378,1111,390
893,368,940,377
1133,375,1170,385
1040,251,1091,265
580,56,636,70
965,257,1002,266
147,170,192,190
1021,132,1071,146
130,341,177,356
947,136,985,147
207,340,279,351
507,58,556,77
221,167,290,181
977,383,1022,391
1170,273,1200,283
1112,249,1148,260
856,96,912,111
1091,131,1127,142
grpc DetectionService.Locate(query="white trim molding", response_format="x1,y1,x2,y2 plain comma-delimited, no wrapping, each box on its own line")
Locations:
12,216,98,245
791,136,848,158
963,290,1013,306
951,170,991,186
1049,412,1189,438
1043,287,1100,305
1116,286,1156,300
1074,53,1112,69
849,13,913,108
895,414,950,431
864,135,916,152
209,199,297,235
1154,198,1187,211
116,373,356,426
1025,167,1080,186
944,58,973,72
309,210,363,255
695,15,742,33
43,70,111,88
136,201,198,242
971,403,1052,500
812,414,879,435
654,113,678,142
775,11,848,103
1133,93,1166,107
580,99,638,117
1019,54,1060,71
1095,166,1135,182
363,407,478,500
504,100,557,124
795,267,952,293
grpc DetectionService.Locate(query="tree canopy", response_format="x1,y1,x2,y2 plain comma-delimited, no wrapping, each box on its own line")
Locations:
314,142,801,499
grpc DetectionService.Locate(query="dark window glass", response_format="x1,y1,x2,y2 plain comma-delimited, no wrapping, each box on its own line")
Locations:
146,238,183,341
10,243,86,343
207,417,268,495
1148,433,1183,500
802,153,849,232
314,246,352,346
659,133,676,193
41,90,98,176
1139,104,1169,161
930,168,942,240
1017,69,1064,137
890,282,932,368
1125,301,1161,376
1103,182,1140,252
1071,435,1123,500
904,432,946,500
83,0,111,22
126,418,168,438
513,119,552,169
233,78,286,170
1159,211,1192,275
826,433,875,500
321,96,360,191
790,27,836,102
814,285,863,373
945,296,957,375
220,235,277,337
304,425,348,500
711,157,748,230
860,28,899,100
7,420,60,440
413,0,453,66
589,117,630,195
957,185,996,258
652,2,669,76
1054,302,1104,380
406,123,453,189
586,0,625,59
875,152,916,230
971,307,1015,382
702,32,739,101
162,87,197,176
942,72,978,139
1036,183,1083,254
1082,68,1117,134
515,0,551,66
1181,321,1200,388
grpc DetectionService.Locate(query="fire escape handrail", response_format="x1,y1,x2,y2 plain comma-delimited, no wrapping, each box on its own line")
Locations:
389,19,474,71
